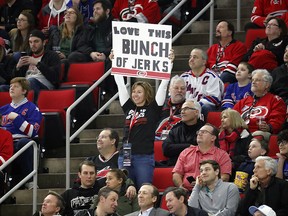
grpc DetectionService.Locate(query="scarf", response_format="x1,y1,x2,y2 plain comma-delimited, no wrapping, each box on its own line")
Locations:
219,128,242,157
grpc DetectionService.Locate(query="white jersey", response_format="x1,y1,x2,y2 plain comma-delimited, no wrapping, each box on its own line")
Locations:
180,68,224,107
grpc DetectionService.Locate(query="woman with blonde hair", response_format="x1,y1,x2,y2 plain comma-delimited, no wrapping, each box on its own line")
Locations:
219,108,252,170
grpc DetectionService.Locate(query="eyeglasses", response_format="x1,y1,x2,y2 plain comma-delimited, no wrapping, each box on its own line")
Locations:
65,10,76,15
278,141,288,146
266,23,279,28
180,107,196,112
16,18,28,22
196,130,214,135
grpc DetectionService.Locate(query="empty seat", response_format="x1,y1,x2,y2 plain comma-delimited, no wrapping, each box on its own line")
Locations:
245,29,266,51
206,111,222,128
268,135,279,158
154,140,168,163
37,89,75,149
152,167,174,193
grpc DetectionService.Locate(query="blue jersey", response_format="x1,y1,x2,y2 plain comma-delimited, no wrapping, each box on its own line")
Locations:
0,98,42,140
222,82,253,109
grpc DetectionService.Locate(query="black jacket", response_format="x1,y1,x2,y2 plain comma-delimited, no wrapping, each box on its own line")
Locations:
168,206,208,216
243,36,288,66
47,24,92,55
237,176,288,216
270,64,288,105
162,119,205,166
14,50,61,88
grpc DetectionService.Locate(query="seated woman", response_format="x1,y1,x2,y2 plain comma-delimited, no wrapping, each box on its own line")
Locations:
9,11,35,61
234,69,286,134
219,108,252,171
221,62,254,109
243,17,288,71
276,129,288,181
47,7,91,79
105,169,139,215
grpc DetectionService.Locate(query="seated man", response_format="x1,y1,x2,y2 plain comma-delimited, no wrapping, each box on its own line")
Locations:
181,48,224,118
162,100,204,166
249,205,276,216
237,156,288,216
62,160,136,216
86,128,119,176
2,30,61,101
126,183,169,216
0,77,42,189
112,0,161,24
188,160,240,215
207,20,246,83
276,129,288,181
33,191,65,216
164,187,208,216
234,69,286,134
155,75,186,140
172,124,232,192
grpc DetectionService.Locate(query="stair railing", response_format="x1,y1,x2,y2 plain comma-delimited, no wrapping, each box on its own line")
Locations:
0,140,38,213
65,0,217,189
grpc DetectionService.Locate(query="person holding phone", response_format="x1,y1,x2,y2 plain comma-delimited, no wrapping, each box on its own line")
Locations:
237,156,288,216
188,160,240,216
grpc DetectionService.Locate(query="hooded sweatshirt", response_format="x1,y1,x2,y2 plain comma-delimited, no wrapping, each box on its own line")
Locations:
37,0,69,30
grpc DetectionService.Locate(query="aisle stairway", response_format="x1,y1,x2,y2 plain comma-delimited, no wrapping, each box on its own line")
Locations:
0,0,254,215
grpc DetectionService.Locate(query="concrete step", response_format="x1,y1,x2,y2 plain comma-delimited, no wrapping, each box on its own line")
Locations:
12,188,66,204
0,203,41,216
213,7,251,20
45,142,97,158
94,114,125,129
216,0,253,8
189,18,250,33
38,173,78,188
79,128,124,139
43,157,85,173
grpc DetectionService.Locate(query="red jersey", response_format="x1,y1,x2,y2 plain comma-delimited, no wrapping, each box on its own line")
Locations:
112,0,161,24
207,40,246,76
251,0,288,27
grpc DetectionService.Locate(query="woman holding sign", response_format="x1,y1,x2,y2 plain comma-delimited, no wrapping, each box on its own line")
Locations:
114,73,169,189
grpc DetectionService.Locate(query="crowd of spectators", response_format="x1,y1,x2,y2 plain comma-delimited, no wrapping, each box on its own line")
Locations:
2,0,288,216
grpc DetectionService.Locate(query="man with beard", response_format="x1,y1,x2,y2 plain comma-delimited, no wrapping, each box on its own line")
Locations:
207,20,246,83
270,45,288,106
8,30,61,100
188,160,240,216
155,75,186,140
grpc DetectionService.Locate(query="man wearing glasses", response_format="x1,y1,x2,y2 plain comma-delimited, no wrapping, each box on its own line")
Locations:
162,100,204,166
172,124,232,192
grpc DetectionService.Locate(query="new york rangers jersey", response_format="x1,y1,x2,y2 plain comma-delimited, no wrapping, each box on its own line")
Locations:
0,98,42,139
180,68,224,107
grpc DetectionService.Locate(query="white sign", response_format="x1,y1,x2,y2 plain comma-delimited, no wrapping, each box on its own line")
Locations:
111,21,172,80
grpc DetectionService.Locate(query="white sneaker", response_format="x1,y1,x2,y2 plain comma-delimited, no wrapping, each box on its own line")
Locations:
24,182,39,190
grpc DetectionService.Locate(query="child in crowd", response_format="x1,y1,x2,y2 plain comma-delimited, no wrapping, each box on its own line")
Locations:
276,129,288,181
221,62,254,109
235,132,269,191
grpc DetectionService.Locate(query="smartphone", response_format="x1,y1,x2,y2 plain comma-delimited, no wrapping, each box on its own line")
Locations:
186,176,195,183
21,52,27,56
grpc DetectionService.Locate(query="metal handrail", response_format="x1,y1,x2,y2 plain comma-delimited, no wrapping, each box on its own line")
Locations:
65,0,216,189
65,68,130,189
0,140,38,213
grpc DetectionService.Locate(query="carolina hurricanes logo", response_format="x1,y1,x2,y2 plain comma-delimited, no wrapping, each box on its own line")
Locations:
241,106,268,124
21,108,28,116
120,4,143,21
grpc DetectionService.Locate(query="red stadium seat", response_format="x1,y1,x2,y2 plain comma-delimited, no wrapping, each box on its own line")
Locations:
206,111,222,128
0,91,34,107
245,29,266,51
154,140,168,162
37,89,75,149
268,135,279,158
160,195,168,210
152,167,174,193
